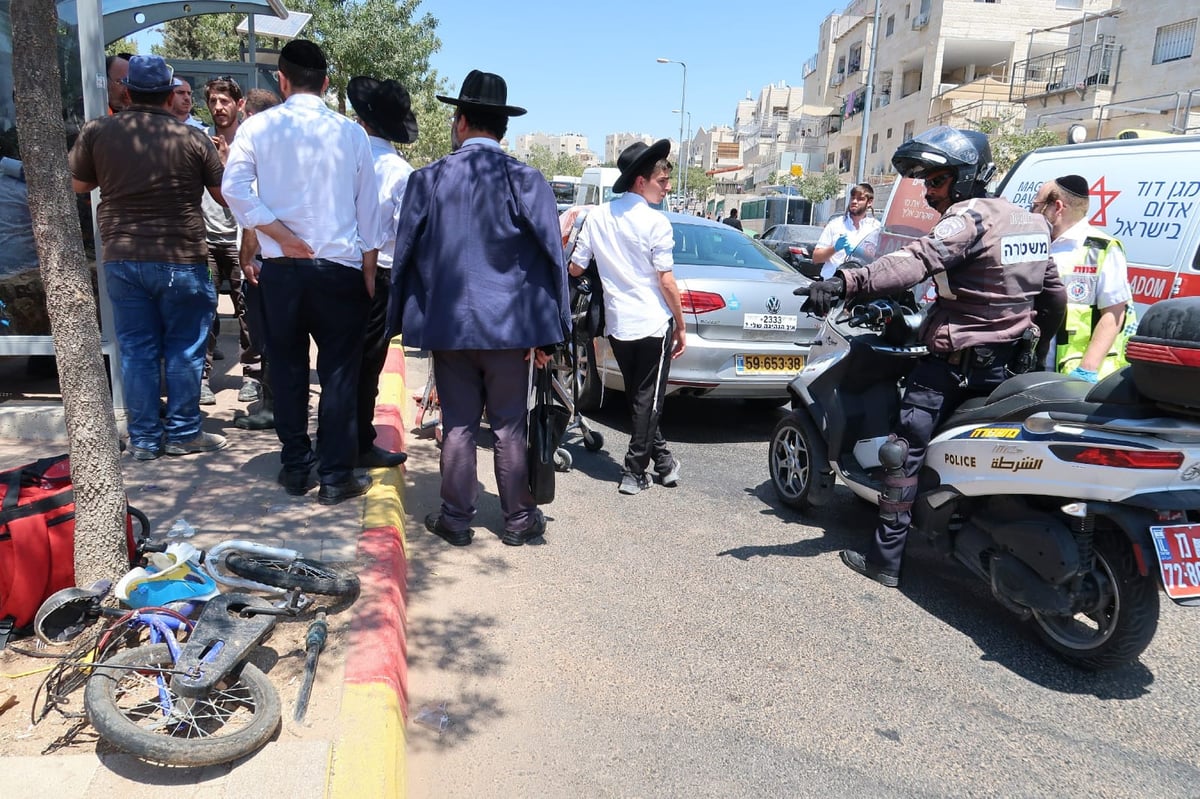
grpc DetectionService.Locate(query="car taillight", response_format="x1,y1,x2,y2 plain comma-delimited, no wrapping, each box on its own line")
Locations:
1051,445,1185,469
788,246,809,256
680,290,725,314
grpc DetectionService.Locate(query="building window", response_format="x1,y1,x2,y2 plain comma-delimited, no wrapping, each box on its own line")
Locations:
871,133,879,154
886,15,895,36
1153,19,1197,64
903,120,915,141
886,127,893,139
905,3,910,20
974,0,997,3
1055,0,1082,8
837,55,846,74
848,44,862,72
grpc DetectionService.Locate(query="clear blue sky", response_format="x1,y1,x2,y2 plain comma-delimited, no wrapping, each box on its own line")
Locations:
424,0,840,156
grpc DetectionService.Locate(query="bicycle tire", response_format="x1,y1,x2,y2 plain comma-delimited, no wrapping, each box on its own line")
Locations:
84,643,281,767
223,553,360,596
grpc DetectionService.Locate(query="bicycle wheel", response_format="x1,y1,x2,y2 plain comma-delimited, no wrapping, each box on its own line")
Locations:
85,643,281,767
223,553,360,596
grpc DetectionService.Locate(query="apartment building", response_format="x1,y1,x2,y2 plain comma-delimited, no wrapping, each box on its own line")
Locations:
604,132,655,165
513,131,595,165
804,0,1094,186
1012,4,1200,139
729,81,829,188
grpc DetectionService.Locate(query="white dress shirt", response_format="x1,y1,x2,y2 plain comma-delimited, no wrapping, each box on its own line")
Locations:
571,192,674,340
368,136,414,271
222,93,385,268
816,212,882,278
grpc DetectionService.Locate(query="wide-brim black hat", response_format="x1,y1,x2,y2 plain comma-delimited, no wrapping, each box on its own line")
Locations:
436,69,526,117
349,76,419,144
612,139,671,194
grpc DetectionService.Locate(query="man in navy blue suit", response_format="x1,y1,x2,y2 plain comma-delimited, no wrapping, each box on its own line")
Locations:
387,70,570,548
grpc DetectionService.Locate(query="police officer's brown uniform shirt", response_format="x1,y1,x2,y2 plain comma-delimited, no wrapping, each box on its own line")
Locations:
70,105,223,264
839,195,1066,353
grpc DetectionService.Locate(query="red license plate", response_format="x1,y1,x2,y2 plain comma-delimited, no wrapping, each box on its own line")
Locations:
1150,524,1200,600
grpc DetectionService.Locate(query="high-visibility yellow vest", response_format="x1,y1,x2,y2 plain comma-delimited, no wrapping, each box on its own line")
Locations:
1056,233,1137,378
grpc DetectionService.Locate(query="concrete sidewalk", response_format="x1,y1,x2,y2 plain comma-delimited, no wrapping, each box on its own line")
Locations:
0,334,411,797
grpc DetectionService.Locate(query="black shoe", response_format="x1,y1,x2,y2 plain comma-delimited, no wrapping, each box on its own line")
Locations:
277,467,316,496
358,446,408,468
501,510,546,547
317,474,372,505
235,408,275,430
424,512,472,547
839,549,900,588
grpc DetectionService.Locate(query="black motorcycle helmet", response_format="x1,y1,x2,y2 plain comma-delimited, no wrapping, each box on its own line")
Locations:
891,126,997,203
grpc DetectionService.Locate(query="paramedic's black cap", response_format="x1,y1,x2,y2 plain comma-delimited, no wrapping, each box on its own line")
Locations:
279,40,327,71
1055,174,1089,199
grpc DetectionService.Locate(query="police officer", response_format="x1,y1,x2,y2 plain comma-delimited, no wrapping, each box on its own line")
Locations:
806,126,1067,587
1030,174,1136,381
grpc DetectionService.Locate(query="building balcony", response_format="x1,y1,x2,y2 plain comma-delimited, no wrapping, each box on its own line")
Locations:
1011,41,1122,104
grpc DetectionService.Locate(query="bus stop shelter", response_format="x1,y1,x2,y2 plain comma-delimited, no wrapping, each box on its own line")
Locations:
0,0,286,430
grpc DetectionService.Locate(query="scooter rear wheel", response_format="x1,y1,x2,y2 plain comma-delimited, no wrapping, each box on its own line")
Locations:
769,412,820,510
1031,529,1159,670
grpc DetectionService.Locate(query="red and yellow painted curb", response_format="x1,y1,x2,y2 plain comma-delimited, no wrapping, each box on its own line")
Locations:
329,340,409,799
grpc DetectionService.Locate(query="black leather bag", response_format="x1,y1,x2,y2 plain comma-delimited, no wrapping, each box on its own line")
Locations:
528,366,570,505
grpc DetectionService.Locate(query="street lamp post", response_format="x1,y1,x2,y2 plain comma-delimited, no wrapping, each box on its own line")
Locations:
657,57,687,208
673,109,692,207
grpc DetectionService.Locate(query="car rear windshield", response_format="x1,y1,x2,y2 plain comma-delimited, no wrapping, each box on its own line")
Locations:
779,225,824,242
671,223,795,271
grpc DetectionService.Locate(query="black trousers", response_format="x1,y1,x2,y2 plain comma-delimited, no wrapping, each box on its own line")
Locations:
357,267,390,454
202,240,255,379
609,320,676,479
868,351,1009,575
259,258,370,484
240,276,272,404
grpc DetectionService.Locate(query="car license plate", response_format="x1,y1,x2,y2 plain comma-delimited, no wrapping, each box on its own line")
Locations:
1149,523,1200,600
743,313,797,332
735,354,805,375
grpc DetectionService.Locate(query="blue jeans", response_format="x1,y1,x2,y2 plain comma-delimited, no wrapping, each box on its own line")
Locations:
104,260,216,451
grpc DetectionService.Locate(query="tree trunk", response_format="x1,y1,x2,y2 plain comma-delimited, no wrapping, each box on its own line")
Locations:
12,0,130,583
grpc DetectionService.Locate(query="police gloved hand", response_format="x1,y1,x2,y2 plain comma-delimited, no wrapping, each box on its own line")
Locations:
1069,366,1099,383
806,276,845,316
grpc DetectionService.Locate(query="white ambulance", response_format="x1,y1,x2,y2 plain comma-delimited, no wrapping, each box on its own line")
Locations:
995,134,1200,316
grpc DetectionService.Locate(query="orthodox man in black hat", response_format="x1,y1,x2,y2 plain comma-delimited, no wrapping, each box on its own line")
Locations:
223,39,387,506
348,76,418,469
569,140,685,496
386,69,570,548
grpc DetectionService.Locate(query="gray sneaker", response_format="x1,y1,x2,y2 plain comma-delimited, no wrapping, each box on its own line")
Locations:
658,458,681,487
165,431,228,456
199,383,216,406
237,377,261,403
618,473,650,495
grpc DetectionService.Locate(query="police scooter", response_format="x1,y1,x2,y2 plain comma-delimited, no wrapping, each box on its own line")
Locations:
768,239,1200,670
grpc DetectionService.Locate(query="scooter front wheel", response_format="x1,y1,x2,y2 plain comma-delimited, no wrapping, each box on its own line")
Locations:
769,412,821,510
1031,528,1159,670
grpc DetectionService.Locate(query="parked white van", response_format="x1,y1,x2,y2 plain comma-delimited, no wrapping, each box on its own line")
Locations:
996,135,1200,316
875,134,1200,318
574,167,622,206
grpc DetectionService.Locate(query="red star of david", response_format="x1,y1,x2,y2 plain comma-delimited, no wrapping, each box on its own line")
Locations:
1089,176,1120,227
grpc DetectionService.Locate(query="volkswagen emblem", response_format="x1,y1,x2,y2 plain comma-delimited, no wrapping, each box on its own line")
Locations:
766,296,781,314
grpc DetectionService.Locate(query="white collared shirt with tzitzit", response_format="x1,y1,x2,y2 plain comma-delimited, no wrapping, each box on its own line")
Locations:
816,212,882,278
221,93,386,268
571,192,674,341
367,135,414,270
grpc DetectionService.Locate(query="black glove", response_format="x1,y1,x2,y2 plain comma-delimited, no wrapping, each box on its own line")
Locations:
806,276,846,316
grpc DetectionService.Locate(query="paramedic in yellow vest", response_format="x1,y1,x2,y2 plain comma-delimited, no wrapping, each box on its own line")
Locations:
1031,174,1136,382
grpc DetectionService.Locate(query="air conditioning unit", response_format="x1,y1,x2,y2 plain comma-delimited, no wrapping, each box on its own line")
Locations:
912,12,929,30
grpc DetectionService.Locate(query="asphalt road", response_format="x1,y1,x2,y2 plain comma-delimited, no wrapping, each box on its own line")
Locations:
404,355,1200,798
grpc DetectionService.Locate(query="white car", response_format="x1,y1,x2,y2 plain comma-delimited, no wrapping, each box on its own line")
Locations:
571,212,818,410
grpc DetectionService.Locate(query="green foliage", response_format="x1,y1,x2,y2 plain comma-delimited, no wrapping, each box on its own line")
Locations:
106,38,138,56
522,145,583,178
978,116,1062,176
796,170,845,203
684,165,712,197
155,15,241,61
